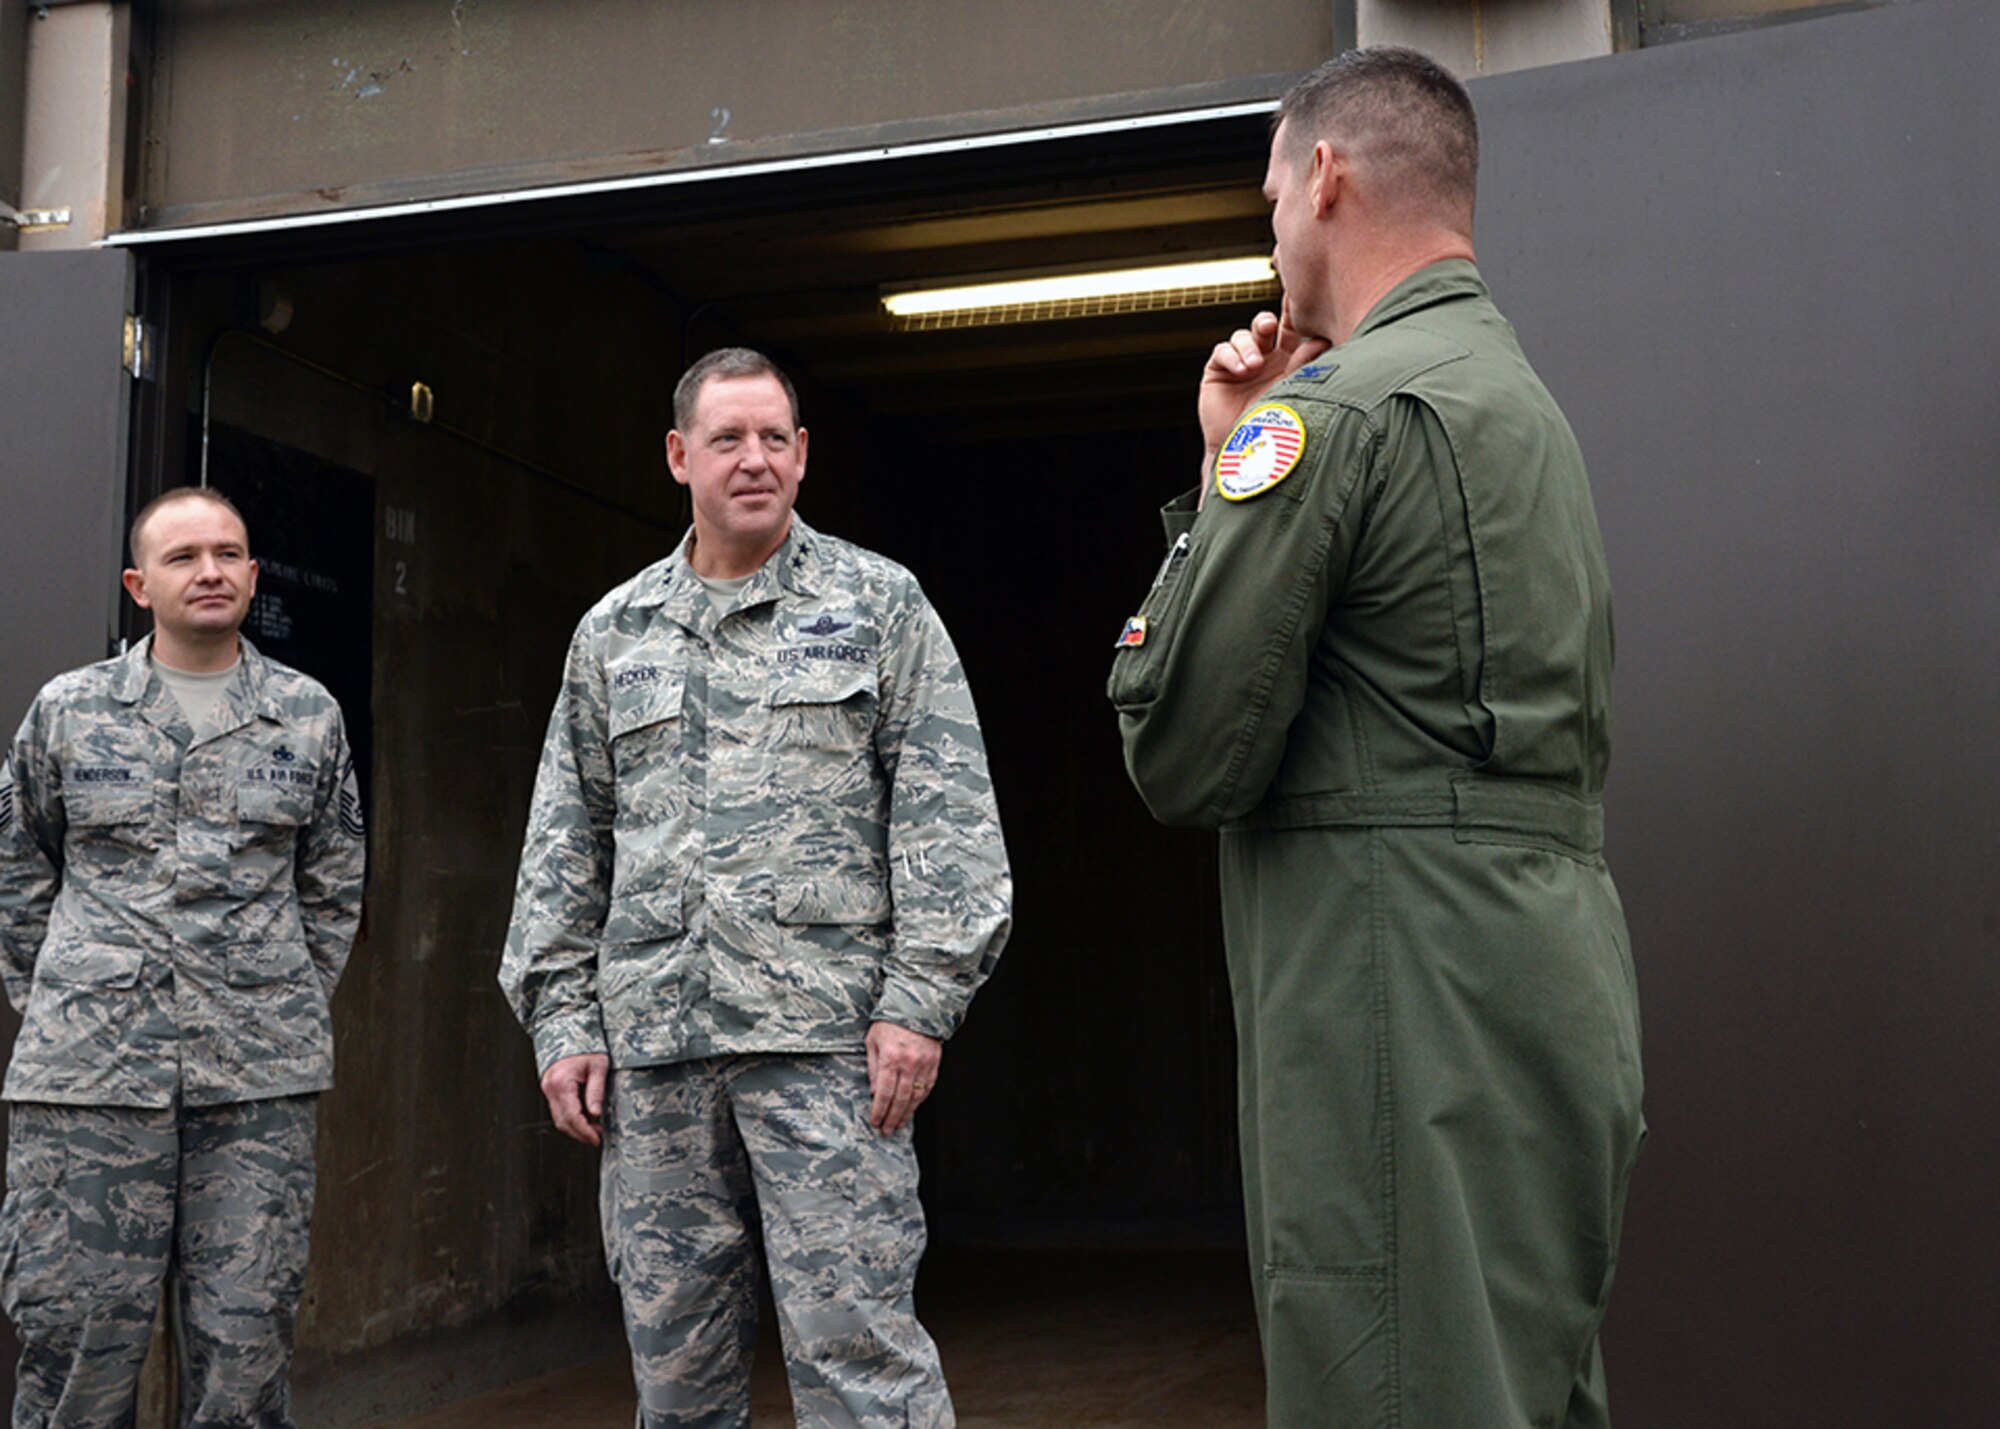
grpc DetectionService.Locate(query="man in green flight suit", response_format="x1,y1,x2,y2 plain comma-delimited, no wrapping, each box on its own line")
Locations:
1109,49,1644,1428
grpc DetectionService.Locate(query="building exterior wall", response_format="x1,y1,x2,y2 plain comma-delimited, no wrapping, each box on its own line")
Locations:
11,0,131,249
0,0,25,252
1359,0,1628,73
0,0,1984,1421
136,0,1330,228
6,1,1902,242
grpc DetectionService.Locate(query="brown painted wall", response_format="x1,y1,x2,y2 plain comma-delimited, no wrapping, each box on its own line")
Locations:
140,0,1328,227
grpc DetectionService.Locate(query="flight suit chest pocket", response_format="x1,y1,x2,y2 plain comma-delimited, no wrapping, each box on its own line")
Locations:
769,666,876,751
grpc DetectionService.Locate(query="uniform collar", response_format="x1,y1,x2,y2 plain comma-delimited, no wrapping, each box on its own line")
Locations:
117,632,280,744
637,516,826,630
1345,259,1488,344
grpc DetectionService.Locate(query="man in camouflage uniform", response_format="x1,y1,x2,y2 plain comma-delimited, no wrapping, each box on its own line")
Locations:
0,487,366,1427
1110,51,1643,1428
502,348,1011,1429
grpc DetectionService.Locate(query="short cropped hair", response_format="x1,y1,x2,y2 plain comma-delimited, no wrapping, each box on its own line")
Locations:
1275,47,1479,227
128,486,249,565
672,347,802,432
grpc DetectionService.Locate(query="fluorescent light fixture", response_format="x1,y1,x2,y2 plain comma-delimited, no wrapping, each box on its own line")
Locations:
883,254,1277,329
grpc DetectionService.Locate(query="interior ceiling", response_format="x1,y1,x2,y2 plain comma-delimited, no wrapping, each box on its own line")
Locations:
588,156,1274,435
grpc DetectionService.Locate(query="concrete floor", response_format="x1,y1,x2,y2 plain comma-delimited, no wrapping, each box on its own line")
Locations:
376,1248,1264,1428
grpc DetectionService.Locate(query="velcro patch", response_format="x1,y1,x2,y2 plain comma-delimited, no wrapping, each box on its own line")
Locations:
1115,616,1149,650
1216,402,1306,502
776,643,871,666
0,759,14,837
795,613,857,638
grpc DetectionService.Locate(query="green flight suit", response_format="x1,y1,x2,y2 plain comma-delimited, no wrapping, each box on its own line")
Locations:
1111,262,1644,1427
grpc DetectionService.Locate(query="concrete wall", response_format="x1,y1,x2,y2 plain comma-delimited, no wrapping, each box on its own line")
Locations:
137,0,1329,228
1654,0,1871,25
13,0,132,248
1358,0,1628,73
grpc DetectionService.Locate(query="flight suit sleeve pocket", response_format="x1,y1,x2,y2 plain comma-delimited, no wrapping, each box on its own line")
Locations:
775,876,893,927
1108,532,1204,710
223,939,313,987
36,940,144,989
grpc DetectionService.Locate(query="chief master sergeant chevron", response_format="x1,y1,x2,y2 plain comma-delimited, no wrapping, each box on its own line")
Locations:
1109,49,1644,1429
501,347,1011,1429
0,486,365,1426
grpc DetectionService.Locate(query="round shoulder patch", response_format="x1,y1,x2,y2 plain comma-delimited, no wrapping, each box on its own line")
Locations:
1215,402,1307,502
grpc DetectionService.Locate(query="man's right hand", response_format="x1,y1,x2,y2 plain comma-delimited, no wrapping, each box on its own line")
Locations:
540,1052,610,1147
1197,300,1333,499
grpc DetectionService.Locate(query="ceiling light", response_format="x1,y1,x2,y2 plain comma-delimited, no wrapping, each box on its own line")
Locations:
883,255,1277,329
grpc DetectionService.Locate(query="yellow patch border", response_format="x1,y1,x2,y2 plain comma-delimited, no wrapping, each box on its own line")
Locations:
1215,402,1307,502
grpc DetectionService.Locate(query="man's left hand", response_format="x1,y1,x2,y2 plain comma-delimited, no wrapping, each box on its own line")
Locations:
866,1021,941,1135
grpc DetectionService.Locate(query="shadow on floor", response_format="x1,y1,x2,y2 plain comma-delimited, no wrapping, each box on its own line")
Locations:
374,1247,1263,1427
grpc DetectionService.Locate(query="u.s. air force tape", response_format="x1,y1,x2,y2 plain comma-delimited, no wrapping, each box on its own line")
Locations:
1215,402,1306,501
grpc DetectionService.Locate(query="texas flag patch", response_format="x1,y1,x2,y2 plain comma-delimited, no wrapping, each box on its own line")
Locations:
1115,615,1149,649
1216,402,1306,501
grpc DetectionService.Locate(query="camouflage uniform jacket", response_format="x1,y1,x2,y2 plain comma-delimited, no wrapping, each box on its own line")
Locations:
0,635,366,1108
501,517,1012,1075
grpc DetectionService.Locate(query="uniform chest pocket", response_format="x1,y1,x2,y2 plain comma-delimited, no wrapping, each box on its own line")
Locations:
769,667,877,751
66,779,150,826
609,666,686,743
239,780,312,828
608,666,687,818
64,778,153,851
37,940,145,989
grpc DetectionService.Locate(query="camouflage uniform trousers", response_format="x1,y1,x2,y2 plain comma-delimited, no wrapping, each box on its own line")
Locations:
0,1095,317,1429
602,1053,952,1429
